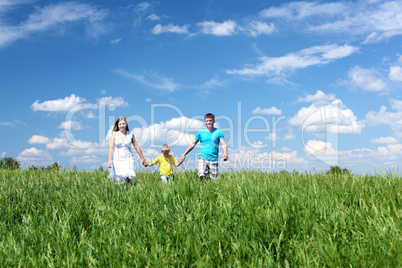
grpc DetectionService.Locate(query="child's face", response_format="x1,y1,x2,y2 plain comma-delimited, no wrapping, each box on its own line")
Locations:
162,150,170,156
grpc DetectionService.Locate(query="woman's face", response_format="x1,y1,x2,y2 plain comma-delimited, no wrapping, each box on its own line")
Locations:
118,120,127,131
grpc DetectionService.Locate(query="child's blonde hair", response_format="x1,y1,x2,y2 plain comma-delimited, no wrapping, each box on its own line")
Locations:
161,144,170,153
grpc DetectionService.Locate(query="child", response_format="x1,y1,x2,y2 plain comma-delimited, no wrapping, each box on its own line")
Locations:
146,144,180,183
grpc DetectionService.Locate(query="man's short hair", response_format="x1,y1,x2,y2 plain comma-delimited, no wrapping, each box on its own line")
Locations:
161,144,170,152
204,113,215,121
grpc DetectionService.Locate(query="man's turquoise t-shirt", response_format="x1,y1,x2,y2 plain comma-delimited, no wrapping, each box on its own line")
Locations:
194,128,225,162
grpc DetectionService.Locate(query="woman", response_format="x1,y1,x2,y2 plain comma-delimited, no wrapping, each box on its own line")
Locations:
108,117,147,184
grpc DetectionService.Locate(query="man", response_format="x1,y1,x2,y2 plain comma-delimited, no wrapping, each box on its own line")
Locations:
179,113,228,181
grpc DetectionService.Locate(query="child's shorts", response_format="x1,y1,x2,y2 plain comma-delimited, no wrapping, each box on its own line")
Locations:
161,174,175,183
198,158,218,179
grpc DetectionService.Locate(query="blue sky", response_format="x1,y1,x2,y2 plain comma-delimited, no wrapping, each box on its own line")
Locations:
1,0,402,174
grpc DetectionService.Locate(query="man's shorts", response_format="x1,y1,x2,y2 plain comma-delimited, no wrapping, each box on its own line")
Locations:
198,158,218,179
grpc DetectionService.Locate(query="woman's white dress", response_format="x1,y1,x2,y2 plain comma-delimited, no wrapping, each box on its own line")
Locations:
109,131,136,184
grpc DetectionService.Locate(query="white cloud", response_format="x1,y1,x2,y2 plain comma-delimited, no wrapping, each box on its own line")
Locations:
363,30,402,44
283,133,295,140
142,148,160,161
97,96,129,107
163,116,205,130
71,155,100,163
266,132,278,141
116,69,180,92
251,141,265,149
16,147,53,165
152,23,189,34
252,106,282,115
58,120,83,131
260,1,402,43
246,21,276,37
0,0,29,14
377,143,402,159
0,120,27,128
227,44,358,77
348,66,388,93
283,128,295,140
147,13,160,21
0,2,108,48
201,77,228,89
260,2,347,19
398,55,402,65
146,98,152,102
135,2,151,12
302,139,402,170
46,136,69,150
198,20,237,36
371,136,398,144
61,146,106,157
45,131,98,152
44,131,104,157
390,98,402,111
85,111,97,119
228,146,307,170
29,94,126,120
389,66,402,82
303,139,340,166
31,94,86,112
28,135,51,144
297,90,336,104
1,151,6,158
365,101,402,137
304,139,338,156
110,38,122,44
132,116,204,147
289,99,365,134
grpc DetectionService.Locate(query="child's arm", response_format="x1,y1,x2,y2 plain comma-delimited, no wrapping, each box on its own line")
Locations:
147,163,155,167
173,155,180,167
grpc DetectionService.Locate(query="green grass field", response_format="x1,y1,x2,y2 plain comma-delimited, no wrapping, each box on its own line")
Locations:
0,169,401,267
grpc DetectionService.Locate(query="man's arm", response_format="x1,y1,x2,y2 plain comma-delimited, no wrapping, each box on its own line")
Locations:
179,139,197,164
221,139,228,161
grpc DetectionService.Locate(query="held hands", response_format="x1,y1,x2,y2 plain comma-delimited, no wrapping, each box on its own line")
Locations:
108,161,112,168
222,153,228,161
179,155,186,165
142,158,148,167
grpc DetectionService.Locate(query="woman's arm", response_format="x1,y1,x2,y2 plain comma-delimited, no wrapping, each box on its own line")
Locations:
132,135,148,166
108,132,115,168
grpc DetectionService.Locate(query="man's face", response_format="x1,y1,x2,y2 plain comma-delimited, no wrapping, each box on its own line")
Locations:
205,117,214,129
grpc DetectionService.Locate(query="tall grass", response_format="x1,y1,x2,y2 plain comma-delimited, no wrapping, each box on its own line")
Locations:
0,169,401,267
